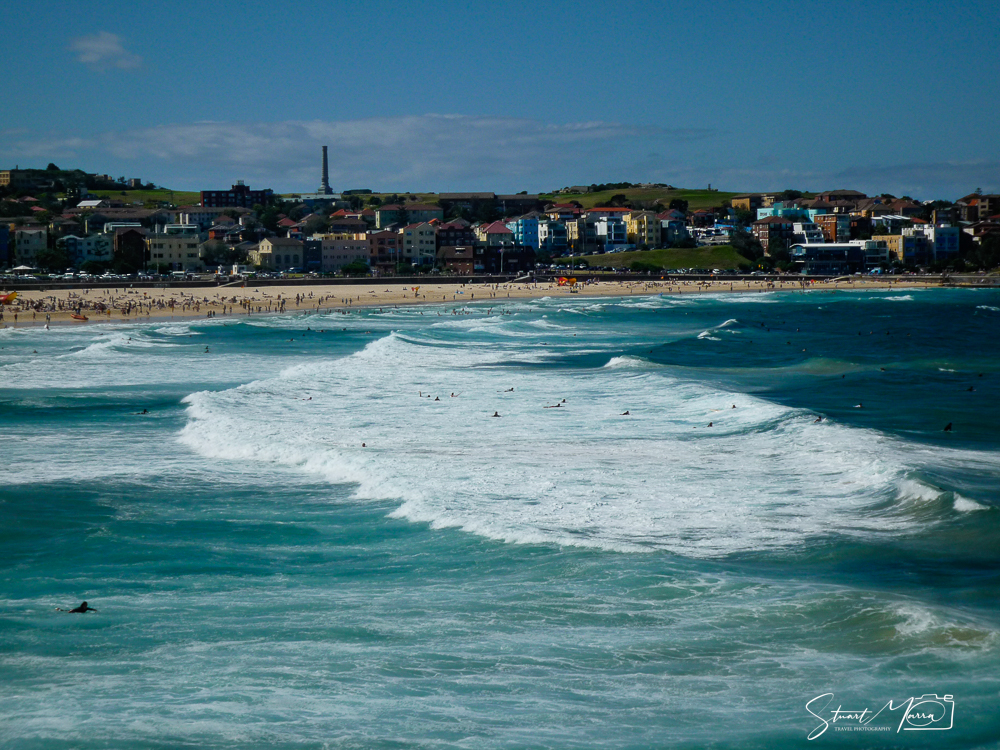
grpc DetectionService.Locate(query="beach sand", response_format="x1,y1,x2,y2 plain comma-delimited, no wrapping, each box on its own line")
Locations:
1,276,938,327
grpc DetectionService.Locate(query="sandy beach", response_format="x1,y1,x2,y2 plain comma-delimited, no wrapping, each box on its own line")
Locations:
0,276,939,327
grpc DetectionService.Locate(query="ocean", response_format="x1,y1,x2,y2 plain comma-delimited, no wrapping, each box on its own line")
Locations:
1,287,999,749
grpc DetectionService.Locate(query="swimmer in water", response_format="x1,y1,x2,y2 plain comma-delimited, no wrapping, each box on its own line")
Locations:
621,411,630,416
57,602,96,613
492,411,501,417
943,422,953,432
813,416,822,423
707,422,713,427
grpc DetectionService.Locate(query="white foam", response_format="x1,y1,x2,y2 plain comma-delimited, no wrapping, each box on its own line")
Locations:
896,478,944,504
603,355,654,370
977,305,1000,312
177,329,979,558
954,495,988,512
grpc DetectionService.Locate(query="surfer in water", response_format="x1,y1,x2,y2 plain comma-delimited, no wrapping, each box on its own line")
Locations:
944,422,953,432
57,602,96,613
492,411,501,417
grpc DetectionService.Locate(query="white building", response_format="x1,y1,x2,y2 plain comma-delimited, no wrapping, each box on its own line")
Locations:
314,234,369,272
594,217,629,251
62,234,113,267
903,224,961,261
400,222,437,264
792,222,825,245
147,233,204,272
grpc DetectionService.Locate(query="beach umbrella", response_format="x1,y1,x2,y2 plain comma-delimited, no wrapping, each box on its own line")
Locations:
12,265,34,272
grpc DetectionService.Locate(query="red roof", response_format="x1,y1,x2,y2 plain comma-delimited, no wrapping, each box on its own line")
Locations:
277,218,297,227
482,221,512,234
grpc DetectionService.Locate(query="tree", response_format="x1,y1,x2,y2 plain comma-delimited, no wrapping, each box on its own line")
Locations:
630,260,661,273
347,195,363,211
303,215,329,236
668,198,689,213
80,260,109,275
733,208,755,227
46,163,60,172
367,196,382,206
341,260,370,277
768,236,790,257
607,193,630,208
729,228,765,261
202,241,249,268
34,245,72,272
965,234,1000,270
780,189,803,200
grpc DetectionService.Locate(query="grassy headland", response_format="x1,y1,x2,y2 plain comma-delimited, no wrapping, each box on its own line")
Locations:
579,245,750,270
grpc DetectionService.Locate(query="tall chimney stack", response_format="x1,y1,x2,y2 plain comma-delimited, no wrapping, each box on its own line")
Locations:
319,145,331,195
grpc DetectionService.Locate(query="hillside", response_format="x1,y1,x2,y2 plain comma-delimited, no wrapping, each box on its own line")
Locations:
578,245,750,270
553,187,738,210
291,187,738,211
88,188,202,206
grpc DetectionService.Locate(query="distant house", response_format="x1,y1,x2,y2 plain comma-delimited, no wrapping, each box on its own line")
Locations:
437,245,475,274
537,219,568,254
328,217,369,234
146,232,203,272
438,193,496,213
75,199,110,209
872,233,930,266
400,222,438,265
815,189,867,203
506,213,541,249
200,181,272,208
255,237,303,271
368,230,403,270
791,243,865,275
752,216,795,252
474,221,515,247
813,213,850,243
625,210,660,248
12,227,47,265
731,194,764,211
61,234,112,267
313,235,369,273
496,195,541,216
436,220,475,249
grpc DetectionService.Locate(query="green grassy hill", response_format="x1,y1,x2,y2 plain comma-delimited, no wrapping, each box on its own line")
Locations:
578,245,750,270
303,187,737,211
89,188,201,206
553,187,738,210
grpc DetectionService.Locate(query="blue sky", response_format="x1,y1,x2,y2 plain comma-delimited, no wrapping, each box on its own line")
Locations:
2,0,998,199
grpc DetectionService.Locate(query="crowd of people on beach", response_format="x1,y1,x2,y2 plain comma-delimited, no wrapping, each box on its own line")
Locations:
0,275,913,328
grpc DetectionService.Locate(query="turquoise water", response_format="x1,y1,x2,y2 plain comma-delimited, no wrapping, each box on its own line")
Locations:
2,288,999,748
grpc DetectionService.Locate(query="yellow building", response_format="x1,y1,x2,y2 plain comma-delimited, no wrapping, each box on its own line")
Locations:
625,210,659,248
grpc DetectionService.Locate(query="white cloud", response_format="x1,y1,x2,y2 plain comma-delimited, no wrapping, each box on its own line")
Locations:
6,113,991,199
69,32,142,71
1,115,714,192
